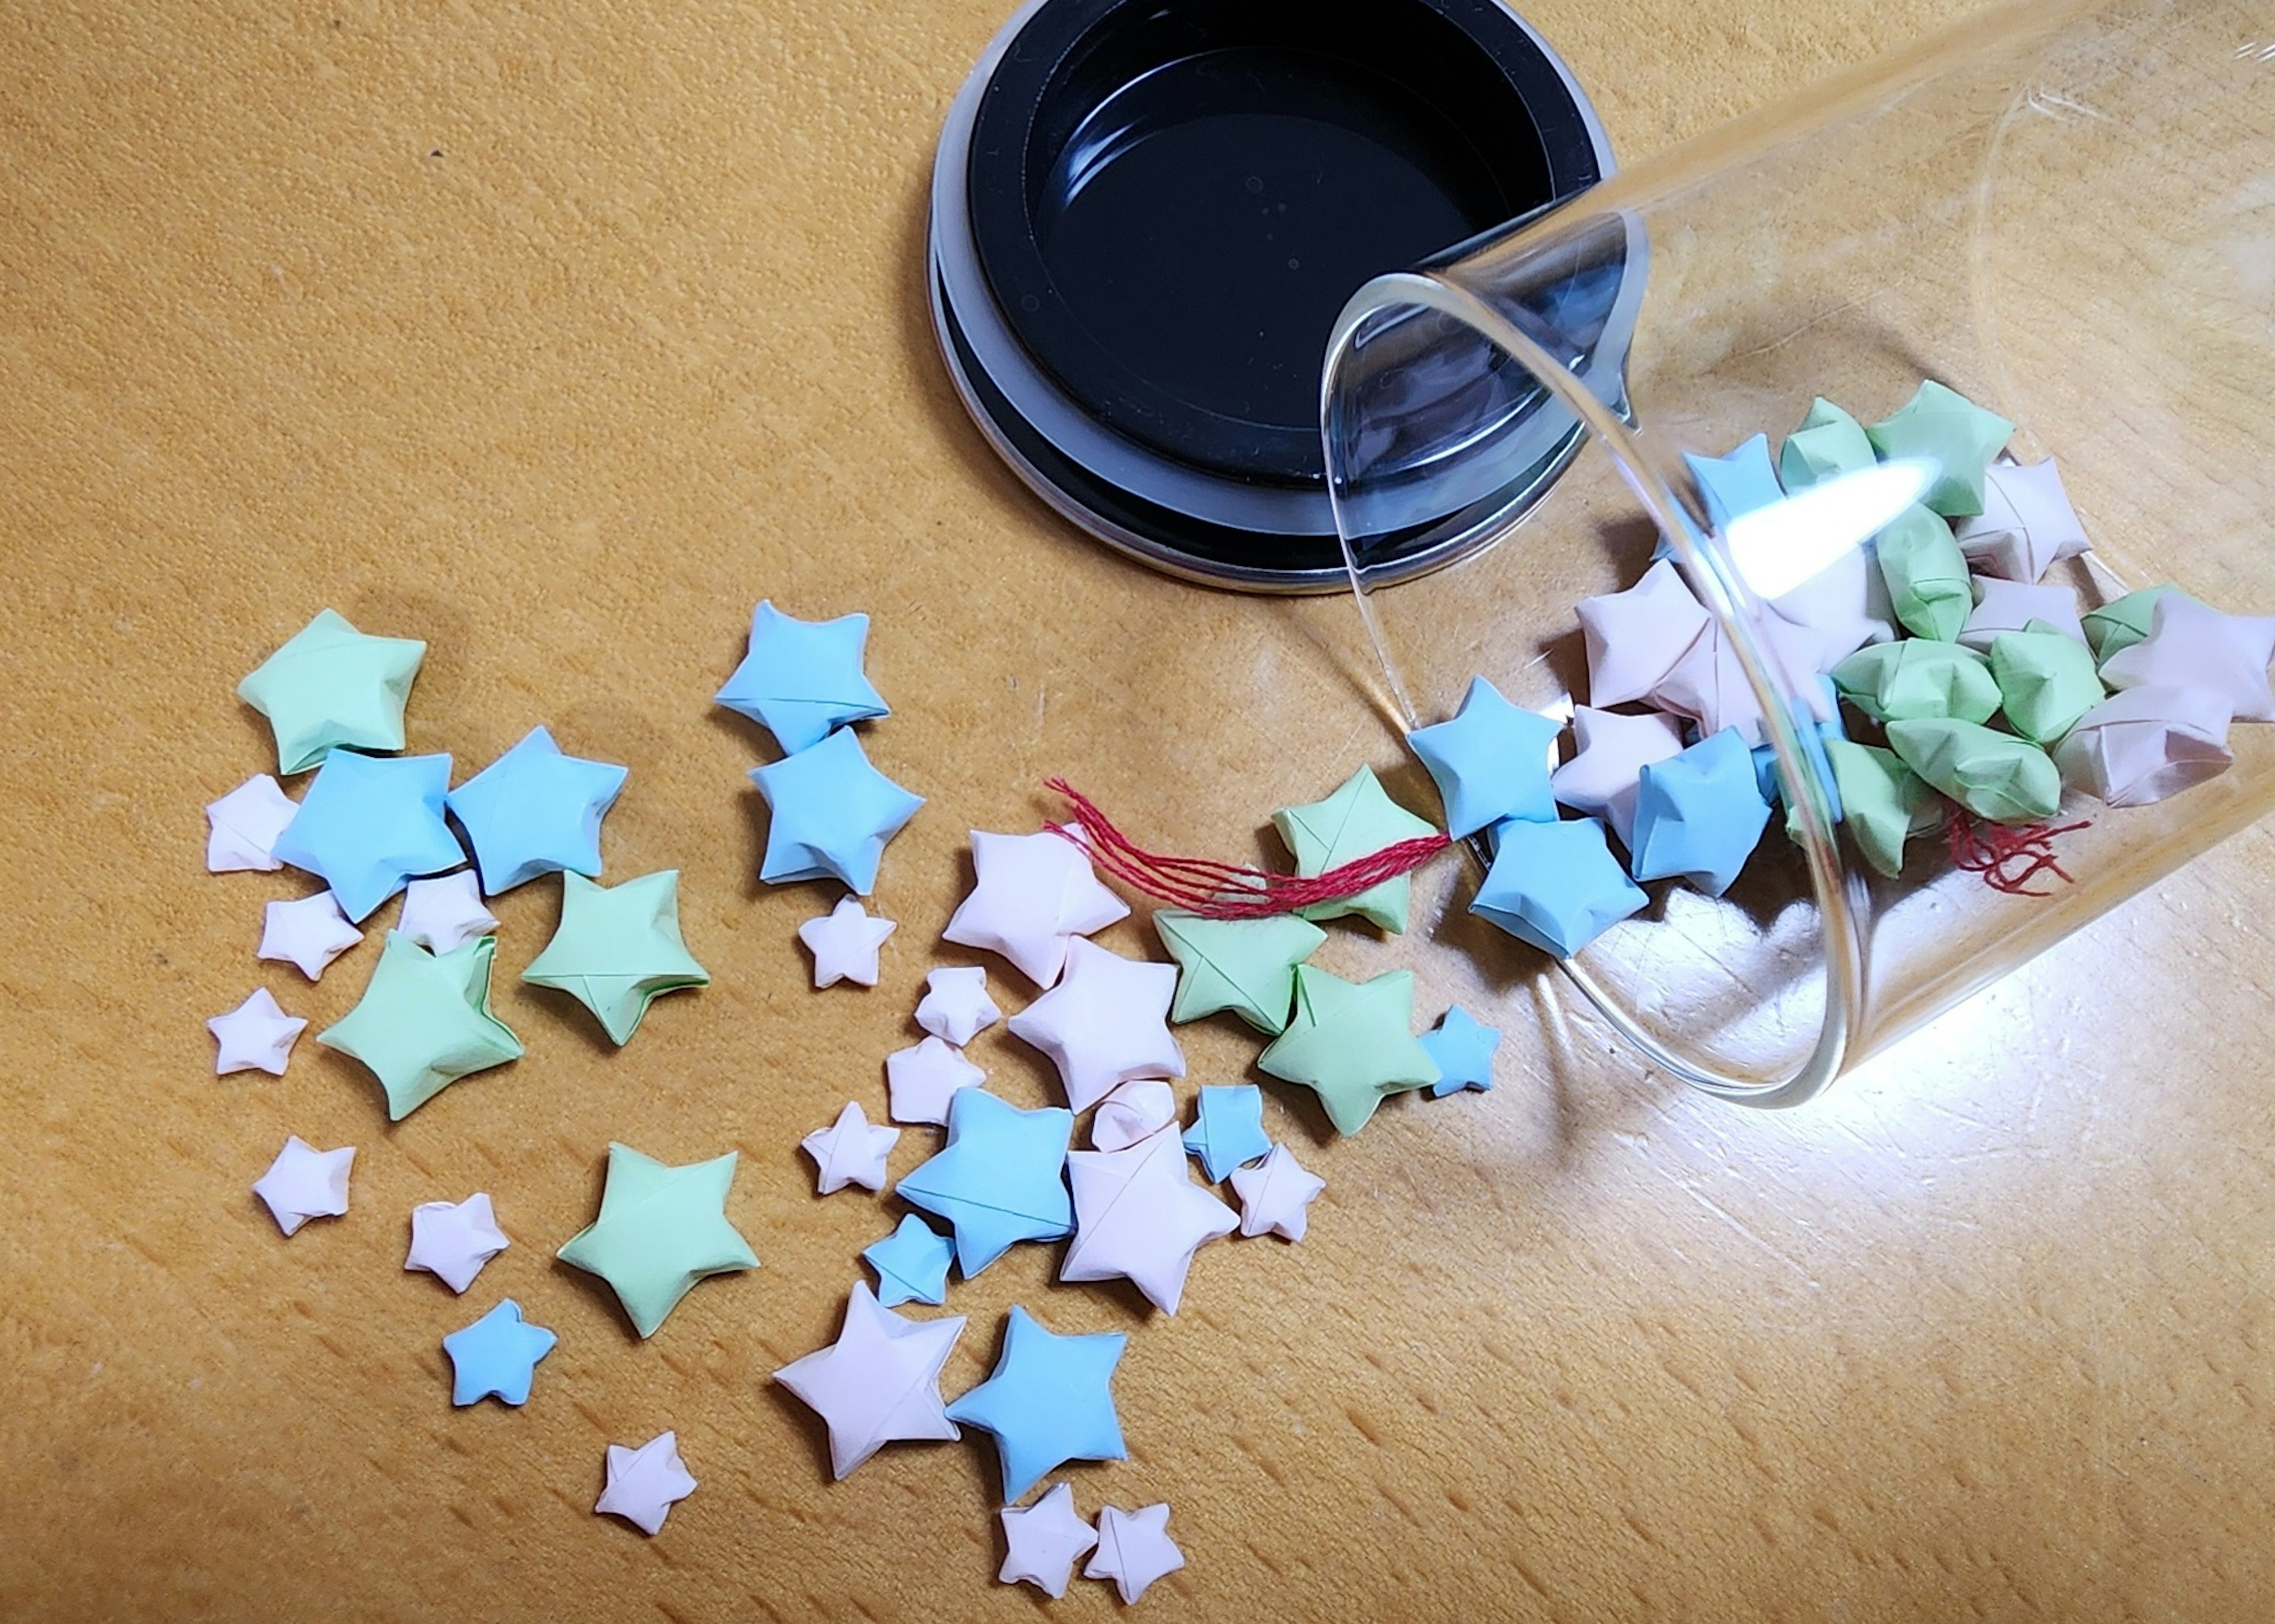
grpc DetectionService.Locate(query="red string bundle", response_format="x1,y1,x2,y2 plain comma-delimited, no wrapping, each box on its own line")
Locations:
1944,807,2089,897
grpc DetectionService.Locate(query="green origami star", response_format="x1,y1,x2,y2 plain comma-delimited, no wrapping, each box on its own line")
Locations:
236,608,427,775
317,931,524,1120
1864,381,2014,518
1874,504,1973,643
2082,585,2191,665
1886,717,2061,824
1824,740,1935,878
1258,965,1440,1135
1989,620,2105,746
1153,909,1326,1035
521,870,710,1045
1272,768,1438,933
556,1143,759,1337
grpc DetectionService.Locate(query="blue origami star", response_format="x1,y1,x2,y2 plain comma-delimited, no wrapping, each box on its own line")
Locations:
1470,816,1647,958
445,726,629,895
946,1305,1127,1502
862,1214,954,1308
1628,728,1773,897
749,728,924,894
716,601,890,755
271,750,464,922
441,1298,557,1407
1687,433,1786,530
1749,699,1847,824
1406,676,1562,839
1181,1084,1271,1182
895,1089,1072,1278
1421,1006,1501,1096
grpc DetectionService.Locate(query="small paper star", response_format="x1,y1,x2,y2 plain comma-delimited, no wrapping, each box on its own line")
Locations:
863,1214,955,1308
1064,1122,1237,1312
1470,815,1647,958
1086,1503,1186,1604
236,608,427,775
405,1192,511,1293
1091,1080,1178,1151
915,965,1001,1047
207,987,307,1076
1831,638,2000,725
257,890,366,981
1151,910,1322,1035
318,932,524,1120
1272,766,1438,933
1822,740,1934,877
1684,432,1785,529
751,728,924,894
1406,675,1564,838
1958,577,2086,652
1420,1007,1499,1097
2100,593,2275,722
797,897,896,988
999,1482,1098,1599
595,1432,697,1536
1257,965,1438,1135
1549,707,1685,848
1006,938,1184,1112
1877,502,1974,641
205,775,299,872
1650,611,1835,745
1988,621,2106,746
520,870,710,1045
1229,1142,1325,1240
1180,1084,1271,1182
1864,380,2014,518
2055,685,2234,807
943,827,1130,988
556,1143,759,1338
801,1101,900,1196
445,726,629,895
1885,717,2062,824
1577,560,1713,708
1954,458,2091,582
270,750,464,922
714,601,890,755
1779,396,1876,492
395,870,499,954
1770,544,1895,666
1628,727,1773,897
773,1281,967,1479
252,1135,354,1237
883,1036,986,1126
896,1089,1072,1278
441,1299,556,1407
946,1305,1127,1502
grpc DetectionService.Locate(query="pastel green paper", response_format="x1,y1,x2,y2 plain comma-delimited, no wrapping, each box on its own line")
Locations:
522,870,710,1045
317,932,524,1120
555,1144,758,1338
1864,380,2015,518
1257,965,1439,1136
1885,717,2061,823
1152,910,1326,1035
1822,740,1933,877
1989,620,2105,745
1831,637,2000,724
2082,585,2193,665
1273,767,1437,933
1874,503,1973,641
236,607,427,775
1778,397,1876,492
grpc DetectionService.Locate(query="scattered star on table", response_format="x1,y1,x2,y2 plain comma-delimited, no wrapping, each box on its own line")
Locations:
270,750,464,921
1272,766,1438,932
258,890,366,980
1086,1503,1187,1604
1550,707,1686,848
595,1432,697,1536
318,932,524,1120
1063,1122,1237,1312
1420,1006,1500,1097
395,870,499,955
750,728,924,894
1958,576,2086,652
2100,593,2275,721
896,1089,1072,1278
999,1483,1098,1599
797,897,896,988
205,774,298,872
1257,965,1439,1135
1092,1080,1178,1151
2055,685,2234,807
1864,380,2014,517
1577,560,1713,708
884,1036,987,1126
252,1135,354,1237
1007,938,1184,1112
1779,396,1876,492
1470,815,1648,958
714,601,890,754
1406,675,1563,838
445,725,629,894
556,1143,759,1338
1181,1084,1271,1182
915,965,1001,1047
441,1299,556,1407
943,827,1130,988
207,987,307,1076
1229,1142,1326,1241
405,1192,510,1293
236,608,427,775
1954,457,2091,582
520,870,709,1045
947,1305,1127,1501
773,1281,967,1479
862,1214,955,1308
801,1101,899,1196
1152,909,1324,1035
1628,727,1773,897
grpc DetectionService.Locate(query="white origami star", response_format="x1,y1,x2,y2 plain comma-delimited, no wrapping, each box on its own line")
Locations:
772,1282,967,1479
1650,609,1834,742
1086,1503,1186,1604
999,1483,1099,1599
797,897,896,988
915,965,1001,1047
207,987,307,1076
1576,560,1711,708
258,890,365,980
801,1101,901,1195
1061,1122,1236,1313
2055,685,2234,807
396,871,499,954
1770,544,1895,666
204,775,299,872
1007,938,1184,1113
1228,1143,1326,1241
885,1036,987,1126
404,1192,511,1293
2101,594,2275,722
1549,707,1686,848
595,1432,698,1536
1954,458,2091,582
252,1135,354,1237
1091,1080,1177,1151
942,828,1129,989
1957,577,2086,652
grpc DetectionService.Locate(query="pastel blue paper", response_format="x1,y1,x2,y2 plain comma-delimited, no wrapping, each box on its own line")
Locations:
445,726,629,895
945,1305,1127,1503
1470,816,1647,958
1750,704,1848,825
441,1299,556,1407
1421,1006,1500,1096
271,750,463,922
896,1089,1072,1278
1181,1084,1271,1182
715,601,889,754
750,727,924,893
861,1214,954,1308
1657,435,1786,560
1629,728,1772,897
1405,676,1561,838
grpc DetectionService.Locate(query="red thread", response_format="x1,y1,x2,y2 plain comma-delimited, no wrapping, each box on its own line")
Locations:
1044,777,1451,919
1944,806,2089,897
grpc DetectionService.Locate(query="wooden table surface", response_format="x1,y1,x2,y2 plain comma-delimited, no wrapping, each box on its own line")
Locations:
8,2,2274,1620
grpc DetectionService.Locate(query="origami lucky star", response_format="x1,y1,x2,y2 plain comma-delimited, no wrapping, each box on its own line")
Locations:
2054,685,2235,807
318,933,523,1119
896,1088,1073,1277
1831,637,2000,726
943,828,1130,989
556,1143,759,1338
1406,675,1563,837
800,1100,899,1196
1779,397,1877,492
1228,1143,1326,1241
442,1299,556,1407
521,870,709,1045
1470,814,1648,958
1649,609,1837,743
1152,909,1324,1035
1886,717,2062,824
1421,1005,1500,1097
1989,621,2106,746
1953,458,2092,582
205,774,299,872
1959,577,2087,653
947,1305,1128,1503
863,1214,956,1308
999,1482,1098,1599
1873,504,1973,643
405,1191,510,1293
209,987,308,1076
715,601,890,755
237,608,427,775
773,1282,966,1479
445,726,628,894
751,728,924,894
253,1136,354,1237
1062,1122,1237,1313
1684,433,1786,531
1273,766,1438,933
1006,938,1184,1113
884,1036,987,1126
258,890,366,981
1575,559,1712,709
797,897,896,989
1627,727,1773,897
396,871,499,955
1864,380,2014,517
2100,593,2275,722
1822,740,1936,878
1086,1503,1187,1604
915,965,1001,1047
271,750,464,922
595,1432,697,1536
1550,707,1685,848
1181,1084,1271,1182
1257,965,1439,1135
1091,1080,1178,1151
2082,585,2189,663
1770,543,1896,667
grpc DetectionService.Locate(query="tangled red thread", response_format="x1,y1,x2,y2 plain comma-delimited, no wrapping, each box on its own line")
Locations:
1944,807,2090,897
1044,777,1451,920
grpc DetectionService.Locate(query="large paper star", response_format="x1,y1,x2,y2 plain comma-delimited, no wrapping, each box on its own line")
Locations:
946,1305,1127,1502
236,608,426,775
405,1192,510,1293
1576,560,1712,708
2100,593,2275,722
1180,1084,1271,1182
555,1143,759,1338
915,965,1001,1047
883,1036,986,1126
1006,938,1184,1112
270,750,464,922
1470,815,1647,958
1864,380,2014,517
441,1299,556,1407
1420,1006,1499,1097
1627,727,1773,897
797,897,896,988
896,1088,1073,1278
862,1214,954,1308
1954,458,2092,582
521,870,709,1045
1406,675,1563,837
714,601,890,755
1086,1503,1187,1604
773,1282,967,1479
207,987,308,1076
1257,965,1438,1135
942,827,1129,988
1549,707,1684,848
800,1100,899,1196
998,1482,1098,1599
1272,767,1438,932
252,1136,354,1237
445,726,628,894
750,728,924,894
1151,910,1323,1035
204,774,298,872
2055,685,2234,807
594,1432,697,1536
1228,1143,1326,1241
1062,1122,1238,1313
318,932,523,1119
